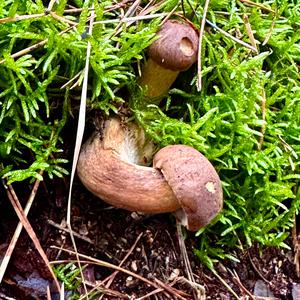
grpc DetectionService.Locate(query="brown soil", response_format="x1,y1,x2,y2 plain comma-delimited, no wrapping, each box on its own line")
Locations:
0,173,299,300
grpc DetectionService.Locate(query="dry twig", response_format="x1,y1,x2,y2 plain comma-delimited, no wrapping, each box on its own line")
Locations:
65,4,96,298
239,0,275,13
2,181,60,292
0,172,43,284
47,219,93,244
196,0,210,91
176,221,206,299
82,233,144,300
243,14,258,53
211,268,240,300
248,252,269,283
228,268,255,299
50,248,190,299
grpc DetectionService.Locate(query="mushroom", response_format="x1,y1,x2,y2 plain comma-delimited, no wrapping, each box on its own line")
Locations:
138,20,199,99
77,117,223,231
77,20,222,231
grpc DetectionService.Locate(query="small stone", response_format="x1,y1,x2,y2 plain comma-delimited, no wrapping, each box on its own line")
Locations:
125,276,133,287
168,268,180,281
131,260,138,272
131,212,140,220
253,280,275,298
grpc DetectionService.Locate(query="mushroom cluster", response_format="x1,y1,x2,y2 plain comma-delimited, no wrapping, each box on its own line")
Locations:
138,20,199,100
77,20,223,231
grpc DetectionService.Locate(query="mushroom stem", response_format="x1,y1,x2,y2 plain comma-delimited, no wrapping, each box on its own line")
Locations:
77,118,180,213
138,58,179,99
138,20,199,101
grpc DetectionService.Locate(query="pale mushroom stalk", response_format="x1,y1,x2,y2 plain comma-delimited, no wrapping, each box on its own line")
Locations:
138,20,199,100
77,118,180,213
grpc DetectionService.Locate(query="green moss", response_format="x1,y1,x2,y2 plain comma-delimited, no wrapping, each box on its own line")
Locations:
0,0,299,266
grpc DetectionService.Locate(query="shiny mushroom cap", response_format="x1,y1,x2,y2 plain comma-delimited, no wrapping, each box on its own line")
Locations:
148,20,199,71
153,145,223,231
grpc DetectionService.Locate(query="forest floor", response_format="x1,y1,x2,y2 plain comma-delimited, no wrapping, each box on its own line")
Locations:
0,169,299,299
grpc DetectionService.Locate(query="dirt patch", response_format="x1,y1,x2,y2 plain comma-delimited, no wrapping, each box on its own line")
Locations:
0,177,299,299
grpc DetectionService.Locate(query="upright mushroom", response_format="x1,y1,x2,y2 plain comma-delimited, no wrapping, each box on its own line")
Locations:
77,117,223,231
138,20,199,100
77,20,223,231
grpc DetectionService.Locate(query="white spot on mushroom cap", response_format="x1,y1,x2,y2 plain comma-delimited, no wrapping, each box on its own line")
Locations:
205,181,216,194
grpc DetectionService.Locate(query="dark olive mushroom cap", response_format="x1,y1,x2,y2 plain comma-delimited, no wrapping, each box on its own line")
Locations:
148,20,199,71
153,145,223,231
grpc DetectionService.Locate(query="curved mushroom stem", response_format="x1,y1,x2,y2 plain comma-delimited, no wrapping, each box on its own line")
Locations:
77,118,180,213
77,118,223,231
138,20,199,101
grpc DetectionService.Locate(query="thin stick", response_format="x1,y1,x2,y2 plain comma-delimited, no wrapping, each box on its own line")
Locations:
211,268,240,300
47,285,52,300
175,12,257,52
50,250,164,290
136,287,166,300
84,280,128,299
93,12,172,25
160,2,180,26
65,4,95,297
112,0,141,38
47,220,93,244
243,14,258,52
258,89,266,150
0,172,43,284
228,268,255,299
3,182,60,292
60,282,65,300
60,71,82,89
239,0,275,13
50,11,78,26
0,25,74,65
50,250,188,298
0,13,45,24
47,0,57,11
262,14,276,46
196,0,210,91
153,277,190,299
104,232,143,288
81,233,143,300
247,252,269,283
0,39,48,65
206,19,257,51
176,221,206,299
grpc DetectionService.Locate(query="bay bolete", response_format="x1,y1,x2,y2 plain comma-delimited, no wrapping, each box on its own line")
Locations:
77,117,223,231
77,20,222,231
138,20,199,99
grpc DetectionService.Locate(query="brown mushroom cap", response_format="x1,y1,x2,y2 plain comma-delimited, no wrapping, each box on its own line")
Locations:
153,145,223,231
148,20,199,71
